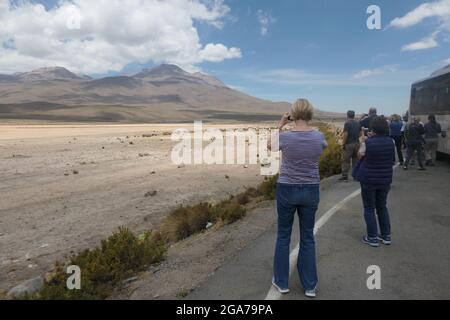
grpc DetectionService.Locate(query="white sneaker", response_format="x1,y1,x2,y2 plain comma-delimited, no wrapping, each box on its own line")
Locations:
305,287,317,298
272,279,290,294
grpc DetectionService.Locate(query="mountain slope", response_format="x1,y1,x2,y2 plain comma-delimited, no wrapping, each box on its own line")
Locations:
14,67,91,82
0,64,342,123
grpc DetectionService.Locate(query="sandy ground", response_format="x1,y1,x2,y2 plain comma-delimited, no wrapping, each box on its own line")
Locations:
0,123,272,293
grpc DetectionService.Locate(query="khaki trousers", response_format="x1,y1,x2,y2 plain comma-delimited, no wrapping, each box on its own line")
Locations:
342,142,360,177
425,138,439,163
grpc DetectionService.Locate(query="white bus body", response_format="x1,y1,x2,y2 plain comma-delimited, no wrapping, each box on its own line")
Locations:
410,65,450,155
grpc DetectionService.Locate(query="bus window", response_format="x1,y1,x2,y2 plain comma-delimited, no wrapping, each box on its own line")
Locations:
438,86,450,111
422,87,433,109
416,87,424,106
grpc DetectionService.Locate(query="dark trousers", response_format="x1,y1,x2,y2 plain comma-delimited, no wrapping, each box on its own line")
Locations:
391,136,404,164
361,184,391,239
404,143,425,168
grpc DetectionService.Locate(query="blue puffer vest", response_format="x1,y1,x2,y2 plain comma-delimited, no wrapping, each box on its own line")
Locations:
357,136,395,186
389,120,403,137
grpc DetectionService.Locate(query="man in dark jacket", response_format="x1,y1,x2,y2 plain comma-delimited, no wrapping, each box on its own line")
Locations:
403,118,426,171
424,114,442,166
340,110,363,181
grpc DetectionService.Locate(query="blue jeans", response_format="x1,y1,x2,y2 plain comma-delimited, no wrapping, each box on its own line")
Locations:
274,183,320,291
360,183,391,239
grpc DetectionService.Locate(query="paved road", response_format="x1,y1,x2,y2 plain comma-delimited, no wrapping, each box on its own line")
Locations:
187,162,450,300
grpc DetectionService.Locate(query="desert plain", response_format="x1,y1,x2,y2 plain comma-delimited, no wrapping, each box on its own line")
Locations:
0,122,273,293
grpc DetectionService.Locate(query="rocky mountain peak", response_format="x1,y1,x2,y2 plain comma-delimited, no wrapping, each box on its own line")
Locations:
17,67,88,81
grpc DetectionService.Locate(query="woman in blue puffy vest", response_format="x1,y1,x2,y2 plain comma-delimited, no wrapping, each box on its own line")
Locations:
355,116,395,247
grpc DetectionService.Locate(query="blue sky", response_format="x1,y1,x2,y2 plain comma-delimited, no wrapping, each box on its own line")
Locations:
198,0,450,115
2,0,450,115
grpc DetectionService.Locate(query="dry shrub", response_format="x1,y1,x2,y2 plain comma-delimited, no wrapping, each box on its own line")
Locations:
244,187,261,198
316,123,343,179
161,203,213,243
219,202,247,224
319,140,342,178
234,193,250,205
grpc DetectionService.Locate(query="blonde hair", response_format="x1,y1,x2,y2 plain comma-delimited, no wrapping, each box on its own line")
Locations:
291,98,314,121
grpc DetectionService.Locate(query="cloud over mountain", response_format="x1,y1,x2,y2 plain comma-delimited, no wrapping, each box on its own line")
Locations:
0,0,242,74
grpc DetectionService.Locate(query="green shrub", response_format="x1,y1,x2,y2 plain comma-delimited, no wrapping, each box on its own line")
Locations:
319,140,342,178
316,123,343,179
30,228,167,300
258,175,278,200
176,288,190,299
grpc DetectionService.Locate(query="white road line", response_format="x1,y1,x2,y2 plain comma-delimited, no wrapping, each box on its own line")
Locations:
265,165,399,300
265,188,362,300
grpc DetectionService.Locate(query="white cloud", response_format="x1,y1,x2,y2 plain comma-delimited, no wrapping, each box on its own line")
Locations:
0,0,241,74
353,65,398,79
389,0,450,29
238,65,430,88
401,33,439,51
389,0,450,51
199,43,241,62
256,10,276,36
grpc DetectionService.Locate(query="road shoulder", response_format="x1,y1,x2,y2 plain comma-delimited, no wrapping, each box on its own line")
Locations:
187,163,450,300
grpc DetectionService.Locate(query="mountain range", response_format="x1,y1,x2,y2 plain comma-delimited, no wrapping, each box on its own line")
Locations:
0,64,343,123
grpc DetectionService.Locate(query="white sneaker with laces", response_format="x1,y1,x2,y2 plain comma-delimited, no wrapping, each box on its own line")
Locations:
271,278,290,294
305,287,317,298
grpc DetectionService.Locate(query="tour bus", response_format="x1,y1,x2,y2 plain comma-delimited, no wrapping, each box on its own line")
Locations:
410,65,450,156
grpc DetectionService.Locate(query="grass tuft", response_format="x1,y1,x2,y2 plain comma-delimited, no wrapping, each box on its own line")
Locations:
160,203,213,243
219,202,247,224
